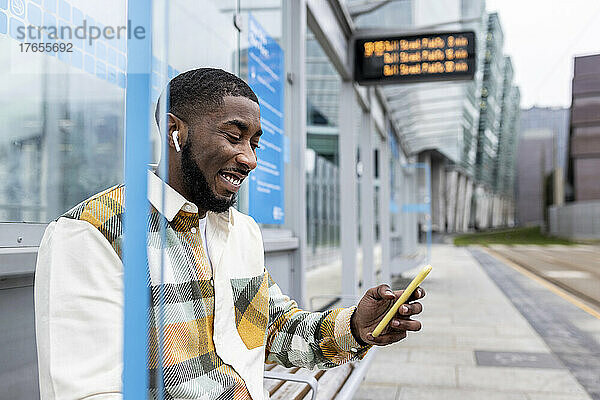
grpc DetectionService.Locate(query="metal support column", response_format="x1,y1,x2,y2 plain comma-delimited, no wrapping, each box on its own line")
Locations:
455,173,467,233
399,169,407,254
411,169,418,253
401,167,417,255
424,163,431,264
378,133,391,284
359,110,375,291
463,177,473,231
430,160,445,233
283,0,307,307
445,169,458,232
408,170,415,252
420,153,431,240
339,82,358,306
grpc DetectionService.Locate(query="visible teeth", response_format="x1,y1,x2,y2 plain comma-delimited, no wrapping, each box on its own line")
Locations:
222,173,241,185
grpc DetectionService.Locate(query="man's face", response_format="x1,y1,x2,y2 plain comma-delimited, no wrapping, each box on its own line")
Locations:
180,95,261,213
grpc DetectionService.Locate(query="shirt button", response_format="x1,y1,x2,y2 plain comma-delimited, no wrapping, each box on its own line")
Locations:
190,227,197,234
350,347,358,353
185,204,193,212
210,278,214,286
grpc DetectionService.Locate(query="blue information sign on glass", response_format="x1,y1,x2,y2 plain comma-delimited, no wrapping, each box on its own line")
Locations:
247,14,285,224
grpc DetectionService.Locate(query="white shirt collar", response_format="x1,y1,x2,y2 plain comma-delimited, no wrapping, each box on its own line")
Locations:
147,170,197,222
147,170,234,225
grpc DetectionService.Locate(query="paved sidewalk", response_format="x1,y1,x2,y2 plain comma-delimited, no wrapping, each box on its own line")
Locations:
305,246,382,311
353,244,598,400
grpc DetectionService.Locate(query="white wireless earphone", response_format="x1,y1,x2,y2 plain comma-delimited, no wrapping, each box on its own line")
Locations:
172,130,181,152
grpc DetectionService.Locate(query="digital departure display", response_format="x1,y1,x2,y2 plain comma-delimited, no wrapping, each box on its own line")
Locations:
354,31,476,85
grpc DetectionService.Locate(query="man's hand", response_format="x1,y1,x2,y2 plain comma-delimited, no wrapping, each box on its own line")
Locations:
350,284,425,346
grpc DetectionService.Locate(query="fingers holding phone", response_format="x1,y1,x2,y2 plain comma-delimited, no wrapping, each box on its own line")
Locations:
350,266,430,346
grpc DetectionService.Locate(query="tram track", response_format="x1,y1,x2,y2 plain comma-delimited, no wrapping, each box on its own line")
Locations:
485,246,600,315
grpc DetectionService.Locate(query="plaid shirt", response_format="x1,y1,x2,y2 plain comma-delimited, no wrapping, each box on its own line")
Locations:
39,172,368,400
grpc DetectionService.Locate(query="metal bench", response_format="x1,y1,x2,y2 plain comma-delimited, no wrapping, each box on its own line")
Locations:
263,348,377,400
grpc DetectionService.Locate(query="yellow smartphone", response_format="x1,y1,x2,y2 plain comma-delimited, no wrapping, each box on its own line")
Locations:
371,264,432,338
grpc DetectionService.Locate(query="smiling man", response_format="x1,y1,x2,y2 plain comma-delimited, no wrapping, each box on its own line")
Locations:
34,68,425,400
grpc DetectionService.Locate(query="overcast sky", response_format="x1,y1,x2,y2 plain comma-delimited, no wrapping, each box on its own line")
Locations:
486,0,600,109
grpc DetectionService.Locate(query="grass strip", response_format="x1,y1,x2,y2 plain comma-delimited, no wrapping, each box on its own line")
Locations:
454,226,575,246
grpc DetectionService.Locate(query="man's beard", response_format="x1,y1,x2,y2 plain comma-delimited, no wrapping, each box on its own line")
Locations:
180,140,237,214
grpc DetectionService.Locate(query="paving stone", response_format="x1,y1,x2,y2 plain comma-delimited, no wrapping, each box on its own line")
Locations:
352,384,398,400
474,350,564,369
364,363,456,387
397,331,456,349
494,325,539,337
422,324,497,337
397,386,528,400
457,366,589,395
526,394,594,400
408,349,475,366
571,318,600,333
450,314,529,327
454,335,550,352
369,346,410,363
554,352,600,369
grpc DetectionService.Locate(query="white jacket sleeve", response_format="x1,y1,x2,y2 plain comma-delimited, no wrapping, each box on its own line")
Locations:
35,218,124,399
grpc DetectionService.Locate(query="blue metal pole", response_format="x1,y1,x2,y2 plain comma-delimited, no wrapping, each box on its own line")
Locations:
155,2,170,398
123,0,152,398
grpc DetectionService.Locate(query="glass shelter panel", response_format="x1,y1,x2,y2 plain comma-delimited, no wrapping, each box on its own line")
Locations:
305,26,342,271
0,1,128,223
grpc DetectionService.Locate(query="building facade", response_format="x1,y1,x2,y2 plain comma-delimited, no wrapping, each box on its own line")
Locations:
472,12,504,229
516,126,554,226
520,107,570,178
493,57,520,226
475,12,504,188
548,53,600,240
569,54,600,201
516,106,569,226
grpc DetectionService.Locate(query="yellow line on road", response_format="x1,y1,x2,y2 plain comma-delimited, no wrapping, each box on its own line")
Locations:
484,248,600,321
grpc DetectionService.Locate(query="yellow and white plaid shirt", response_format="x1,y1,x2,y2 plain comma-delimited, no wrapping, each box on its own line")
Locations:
35,172,369,400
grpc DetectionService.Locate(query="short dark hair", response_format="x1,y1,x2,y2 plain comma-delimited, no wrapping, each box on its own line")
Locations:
154,68,259,127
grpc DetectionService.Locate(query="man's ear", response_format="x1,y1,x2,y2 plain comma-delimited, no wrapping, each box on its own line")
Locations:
167,113,189,152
